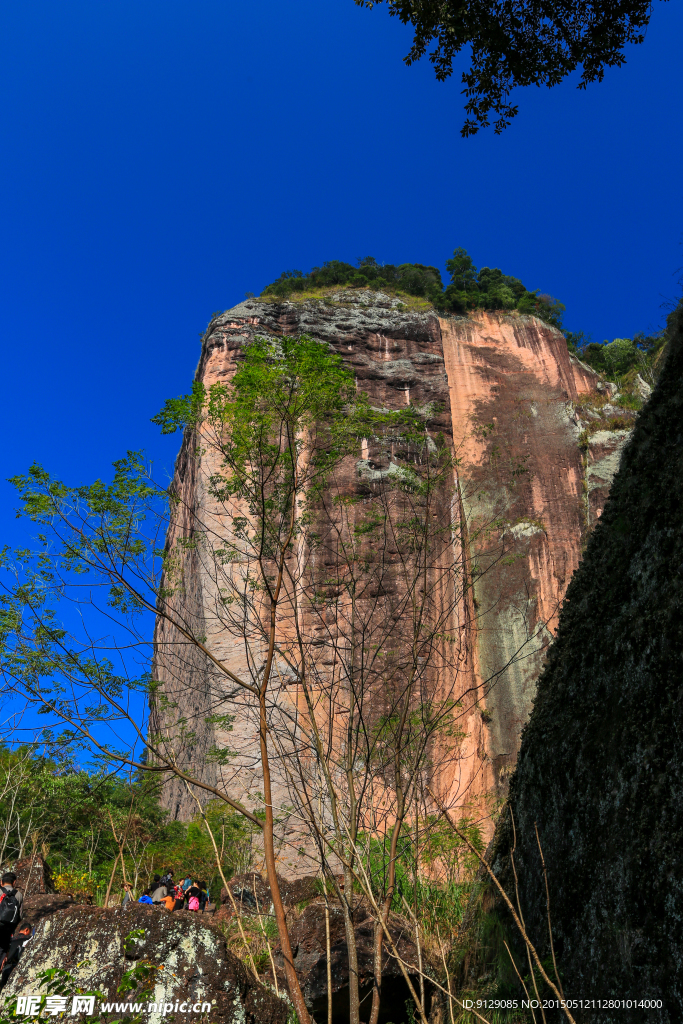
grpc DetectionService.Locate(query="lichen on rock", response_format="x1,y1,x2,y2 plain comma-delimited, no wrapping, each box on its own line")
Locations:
4,905,288,1024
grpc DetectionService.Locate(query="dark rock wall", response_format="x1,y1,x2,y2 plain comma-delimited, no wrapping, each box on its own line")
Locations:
501,303,683,1021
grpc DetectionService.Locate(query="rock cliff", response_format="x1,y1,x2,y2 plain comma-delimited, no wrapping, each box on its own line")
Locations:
489,301,683,1020
152,290,633,870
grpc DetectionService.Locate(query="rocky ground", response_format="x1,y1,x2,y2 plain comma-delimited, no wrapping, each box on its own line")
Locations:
4,900,288,1024
216,873,438,1024
4,868,440,1023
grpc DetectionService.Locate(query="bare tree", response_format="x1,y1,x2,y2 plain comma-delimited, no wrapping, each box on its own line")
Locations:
0,332,554,1022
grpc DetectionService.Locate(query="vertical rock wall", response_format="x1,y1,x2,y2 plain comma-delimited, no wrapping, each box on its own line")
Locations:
495,302,683,1021
151,292,628,870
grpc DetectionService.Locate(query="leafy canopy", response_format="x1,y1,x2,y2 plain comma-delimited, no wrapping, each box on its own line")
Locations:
354,0,665,135
261,250,565,327
566,327,669,383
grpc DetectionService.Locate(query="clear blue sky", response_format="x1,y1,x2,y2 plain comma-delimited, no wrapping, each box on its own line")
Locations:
0,0,680,757
2,0,682,506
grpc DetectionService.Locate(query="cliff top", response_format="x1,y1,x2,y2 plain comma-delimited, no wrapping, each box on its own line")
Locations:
202,287,565,353
257,251,566,327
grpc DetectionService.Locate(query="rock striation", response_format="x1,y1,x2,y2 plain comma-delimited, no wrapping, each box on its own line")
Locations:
152,290,633,869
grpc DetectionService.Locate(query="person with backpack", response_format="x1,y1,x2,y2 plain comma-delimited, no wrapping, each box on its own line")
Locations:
185,880,201,912
159,870,174,891
0,924,32,989
0,874,23,957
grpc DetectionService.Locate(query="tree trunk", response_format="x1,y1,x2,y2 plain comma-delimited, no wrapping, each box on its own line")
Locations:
259,690,312,1024
342,863,360,1024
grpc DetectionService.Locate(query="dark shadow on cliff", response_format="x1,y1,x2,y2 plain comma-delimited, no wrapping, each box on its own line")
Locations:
477,298,683,1023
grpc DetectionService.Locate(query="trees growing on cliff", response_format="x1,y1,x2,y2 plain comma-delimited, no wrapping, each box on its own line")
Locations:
261,248,566,327
354,0,666,135
568,329,669,385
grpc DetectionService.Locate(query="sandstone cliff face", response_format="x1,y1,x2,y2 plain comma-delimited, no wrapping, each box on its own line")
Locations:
491,303,683,1021
152,291,630,868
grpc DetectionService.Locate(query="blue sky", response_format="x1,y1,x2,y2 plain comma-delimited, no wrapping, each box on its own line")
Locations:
0,0,681,752
1,0,682,505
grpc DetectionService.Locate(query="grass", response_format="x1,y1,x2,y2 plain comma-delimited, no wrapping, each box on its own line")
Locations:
257,283,435,312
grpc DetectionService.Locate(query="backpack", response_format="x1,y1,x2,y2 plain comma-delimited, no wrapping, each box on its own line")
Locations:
0,888,20,925
188,896,199,911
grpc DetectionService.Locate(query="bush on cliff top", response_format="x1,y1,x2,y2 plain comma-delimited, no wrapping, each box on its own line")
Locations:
260,249,565,328
566,324,669,385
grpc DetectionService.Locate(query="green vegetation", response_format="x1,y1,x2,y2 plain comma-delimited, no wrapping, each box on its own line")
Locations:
566,328,668,385
0,743,256,904
260,249,565,327
354,0,658,136
362,815,484,932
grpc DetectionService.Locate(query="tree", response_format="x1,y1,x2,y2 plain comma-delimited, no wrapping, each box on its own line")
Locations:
445,247,477,291
0,331,557,1022
1,334,363,1024
354,0,666,135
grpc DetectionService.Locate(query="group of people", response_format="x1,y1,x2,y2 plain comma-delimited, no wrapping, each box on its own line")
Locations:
0,865,213,993
127,871,209,913
0,871,32,989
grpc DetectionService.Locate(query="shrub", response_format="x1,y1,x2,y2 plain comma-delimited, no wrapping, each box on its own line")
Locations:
259,249,565,327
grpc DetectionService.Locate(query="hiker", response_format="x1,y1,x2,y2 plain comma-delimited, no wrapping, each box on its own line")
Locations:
159,870,174,890
0,874,23,958
180,874,193,895
172,884,185,911
122,883,134,905
160,888,176,913
0,924,32,989
161,891,176,912
138,889,154,905
185,880,201,912
197,881,208,913
150,880,168,904
149,873,161,890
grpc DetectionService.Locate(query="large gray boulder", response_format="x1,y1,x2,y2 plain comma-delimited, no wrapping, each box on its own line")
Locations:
4,904,288,1024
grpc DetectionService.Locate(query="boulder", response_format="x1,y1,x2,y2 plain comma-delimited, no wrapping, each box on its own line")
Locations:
11,854,53,896
4,903,288,1024
20,893,79,930
217,873,321,922
276,902,436,1024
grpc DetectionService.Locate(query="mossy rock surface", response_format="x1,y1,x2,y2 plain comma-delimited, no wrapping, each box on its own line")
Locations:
497,301,683,1022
